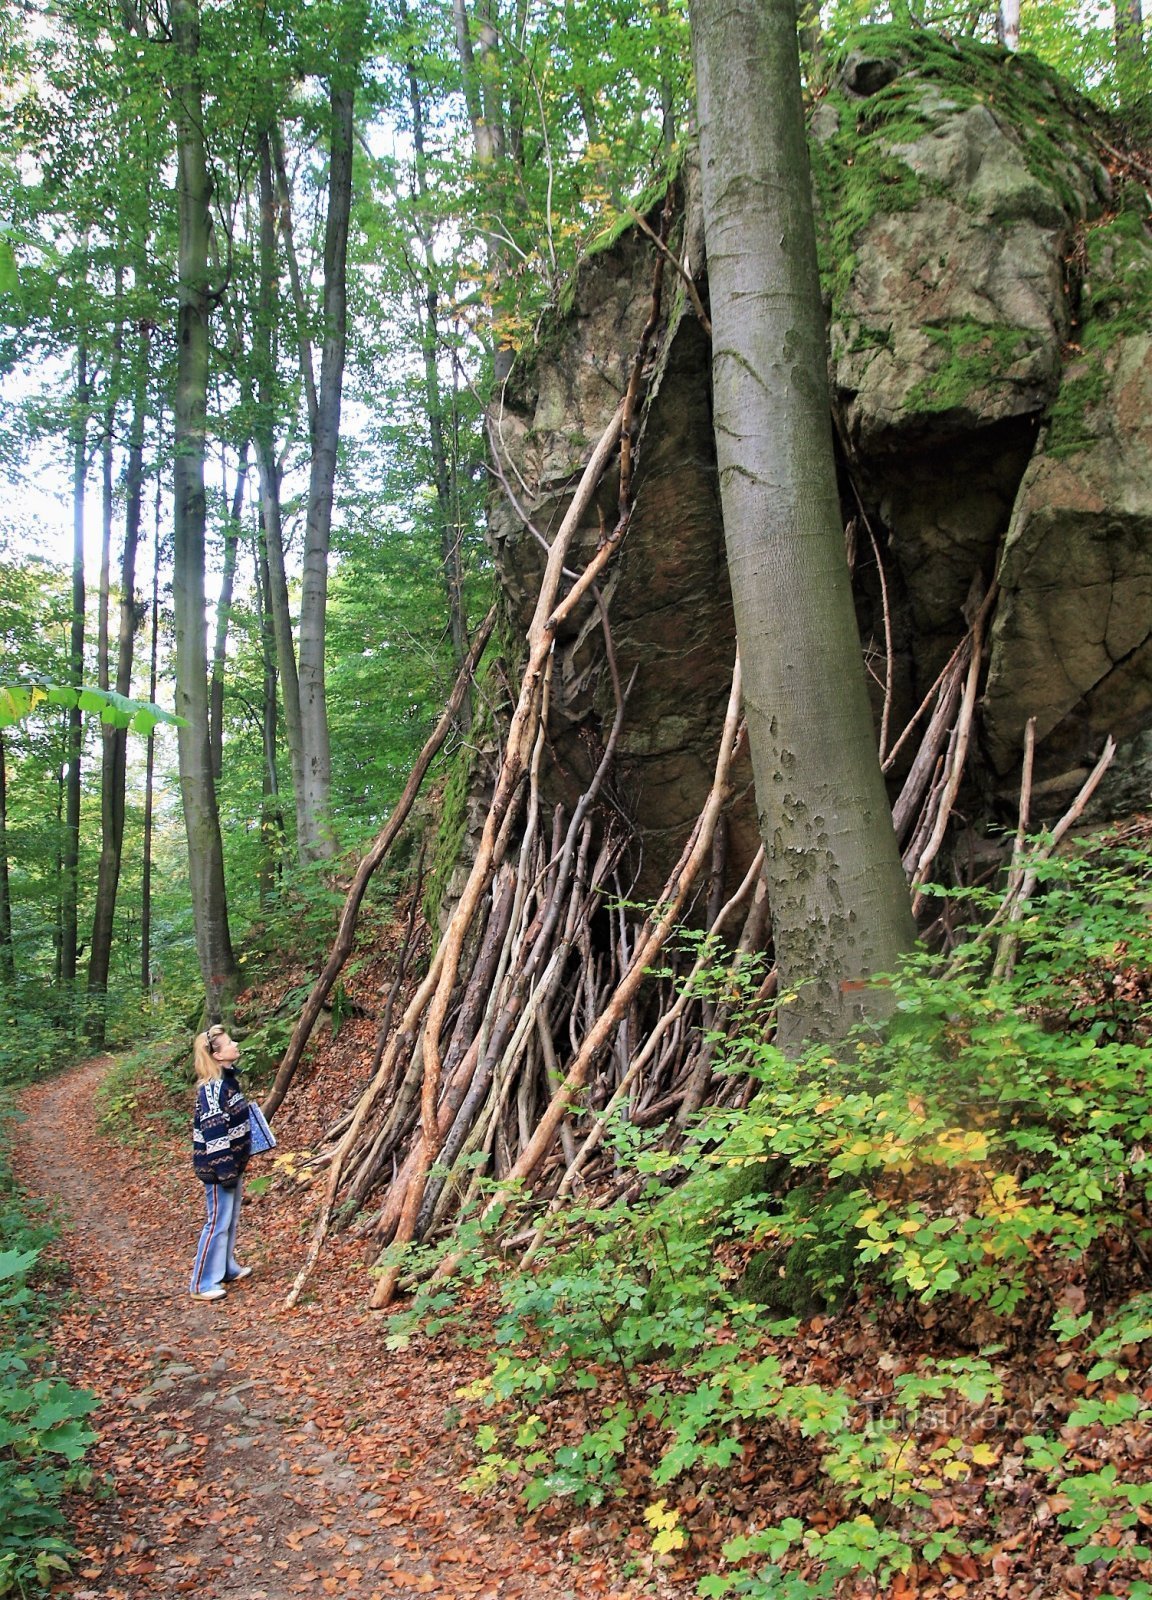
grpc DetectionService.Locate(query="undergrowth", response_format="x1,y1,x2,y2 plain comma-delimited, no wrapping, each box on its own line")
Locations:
398,842,1152,1598
0,1102,98,1597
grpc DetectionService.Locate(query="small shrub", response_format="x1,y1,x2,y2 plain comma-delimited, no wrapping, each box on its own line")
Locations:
449,842,1152,1598
0,1103,98,1595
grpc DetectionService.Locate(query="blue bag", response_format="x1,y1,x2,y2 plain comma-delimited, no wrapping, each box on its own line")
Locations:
248,1102,277,1155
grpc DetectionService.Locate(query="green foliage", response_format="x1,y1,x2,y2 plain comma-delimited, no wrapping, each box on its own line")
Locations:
440,844,1152,1597
1047,193,1152,459
0,681,180,736
0,1103,98,1596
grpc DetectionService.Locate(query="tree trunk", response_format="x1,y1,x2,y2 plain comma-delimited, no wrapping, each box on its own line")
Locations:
406,47,470,676
0,732,14,986
61,345,89,996
297,27,361,862
141,448,162,997
1115,0,1145,93
87,327,148,1044
255,127,308,852
690,0,915,1051
997,0,1021,50
254,526,283,905
270,123,319,438
452,0,513,378
210,442,246,782
171,0,238,1018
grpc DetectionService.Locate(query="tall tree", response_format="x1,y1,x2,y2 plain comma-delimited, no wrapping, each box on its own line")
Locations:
405,43,470,674
296,3,366,861
690,0,915,1050
209,443,246,781
254,124,308,853
87,324,150,1042
60,343,89,995
0,731,14,987
170,0,238,1017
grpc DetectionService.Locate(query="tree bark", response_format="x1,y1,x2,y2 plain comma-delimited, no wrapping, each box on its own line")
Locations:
253,524,283,905
256,127,308,849
141,444,162,997
87,326,148,1043
406,46,470,675
210,442,247,781
0,732,14,986
297,22,362,861
1115,0,1145,91
171,0,238,1018
690,0,914,1051
997,0,1021,50
61,344,89,994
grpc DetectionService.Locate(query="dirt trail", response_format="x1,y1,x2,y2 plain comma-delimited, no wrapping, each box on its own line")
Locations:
12,1061,620,1600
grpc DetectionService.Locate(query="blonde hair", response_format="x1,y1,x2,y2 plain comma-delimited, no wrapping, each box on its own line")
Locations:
193,1024,226,1084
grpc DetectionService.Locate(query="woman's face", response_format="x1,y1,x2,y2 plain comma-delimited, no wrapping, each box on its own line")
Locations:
208,1029,241,1065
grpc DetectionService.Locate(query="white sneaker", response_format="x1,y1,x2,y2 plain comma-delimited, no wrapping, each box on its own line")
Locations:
225,1266,253,1283
190,1286,227,1302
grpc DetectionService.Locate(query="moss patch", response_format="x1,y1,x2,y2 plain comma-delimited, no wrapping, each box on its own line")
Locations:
1047,193,1152,458
903,319,1048,414
811,25,1106,308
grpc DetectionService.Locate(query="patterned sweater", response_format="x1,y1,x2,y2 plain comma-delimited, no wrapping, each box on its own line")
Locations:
192,1067,251,1187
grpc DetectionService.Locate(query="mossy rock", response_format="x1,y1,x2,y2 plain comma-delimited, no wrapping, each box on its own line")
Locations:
741,1232,859,1319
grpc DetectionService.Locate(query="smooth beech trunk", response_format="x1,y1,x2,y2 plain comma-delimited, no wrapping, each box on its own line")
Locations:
171,0,237,1018
0,733,14,986
61,346,88,994
406,49,470,675
87,328,148,1043
997,0,1021,50
297,54,358,862
690,0,914,1049
141,457,162,997
210,443,246,781
254,527,283,904
255,128,308,849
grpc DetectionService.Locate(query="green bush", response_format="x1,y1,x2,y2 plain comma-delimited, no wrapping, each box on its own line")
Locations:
444,843,1152,1598
0,1106,98,1596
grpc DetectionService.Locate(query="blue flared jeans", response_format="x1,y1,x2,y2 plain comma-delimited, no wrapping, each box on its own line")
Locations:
190,1181,243,1294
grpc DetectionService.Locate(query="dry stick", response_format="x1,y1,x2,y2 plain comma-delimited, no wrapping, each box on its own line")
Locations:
882,621,979,778
618,191,672,525
341,876,517,1218
490,655,744,1218
262,605,497,1121
902,755,946,878
421,397,626,1105
991,734,1117,980
520,839,765,1268
364,403,628,1310
866,525,895,765
991,716,1037,983
426,657,744,1290
283,940,448,1308
625,205,712,337
408,812,626,1245
890,644,968,845
909,600,988,913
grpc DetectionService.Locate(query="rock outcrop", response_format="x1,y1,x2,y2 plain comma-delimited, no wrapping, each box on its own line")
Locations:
487,28,1152,891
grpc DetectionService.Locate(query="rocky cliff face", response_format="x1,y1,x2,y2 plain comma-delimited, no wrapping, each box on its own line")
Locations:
487,28,1152,893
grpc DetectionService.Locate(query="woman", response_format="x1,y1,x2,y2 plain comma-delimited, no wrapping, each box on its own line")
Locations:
189,1023,253,1303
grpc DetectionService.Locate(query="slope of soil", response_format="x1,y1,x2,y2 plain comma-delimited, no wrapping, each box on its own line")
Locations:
11,1059,654,1600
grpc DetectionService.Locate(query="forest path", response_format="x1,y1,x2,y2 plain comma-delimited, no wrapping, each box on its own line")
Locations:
12,1060,610,1600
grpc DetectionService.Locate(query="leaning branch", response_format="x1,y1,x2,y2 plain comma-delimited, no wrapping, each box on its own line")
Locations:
262,605,497,1120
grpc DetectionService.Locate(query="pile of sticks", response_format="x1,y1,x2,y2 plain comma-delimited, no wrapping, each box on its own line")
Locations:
280,542,1016,1310
271,219,1115,1310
